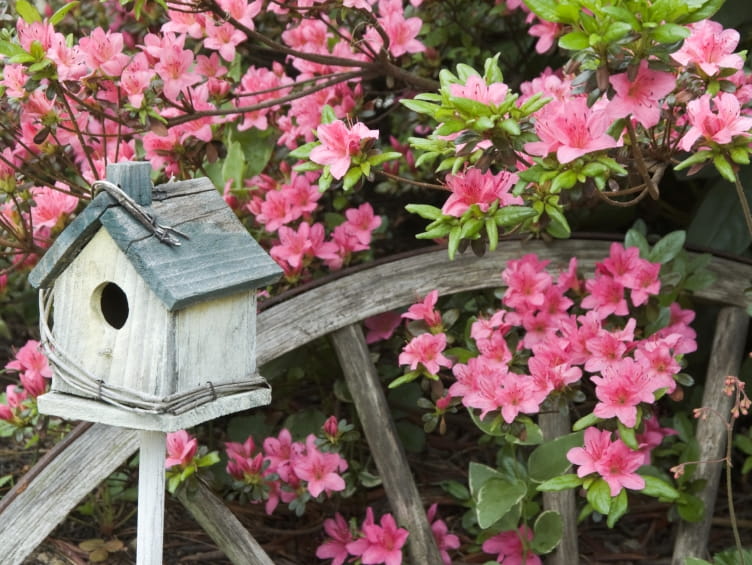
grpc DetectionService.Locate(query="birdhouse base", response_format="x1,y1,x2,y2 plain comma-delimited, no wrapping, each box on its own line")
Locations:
37,388,271,433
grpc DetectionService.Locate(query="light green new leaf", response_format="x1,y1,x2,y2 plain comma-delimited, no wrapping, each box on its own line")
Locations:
15,0,42,22
606,488,628,528
586,478,612,515
537,473,583,492
640,475,680,501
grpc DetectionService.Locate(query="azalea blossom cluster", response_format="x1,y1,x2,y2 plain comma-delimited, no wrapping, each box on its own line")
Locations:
224,416,349,516
403,8,752,248
316,504,459,565
397,241,695,495
0,339,52,425
0,0,427,274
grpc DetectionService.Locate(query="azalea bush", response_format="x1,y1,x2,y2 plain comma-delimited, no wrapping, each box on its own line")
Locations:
0,0,752,563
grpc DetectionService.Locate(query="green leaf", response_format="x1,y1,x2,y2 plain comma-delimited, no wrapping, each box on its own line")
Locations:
684,559,713,565
573,413,600,431
677,492,705,522
495,205,537,227
687,169,752,254
405,204,444,220
544,204,571,238
320,105,337,124
713,154,737,183
195,451,220,468
640,475,680,501
400,98,440,115
448,226,462,260
531,511,563,554
528,432,584,482
283,408,327,440
523,0,561,22
368,151,403,167
604,21,634,42
475,478,528,529
586,478,612,515
551,169,578,193
674,150,712,171
648,231,686,264
15,0,42,22
288,141,318,160
468,462,505,497
606,488,628,527
222,141,246,187
651,23,690,43
50,1,79,25
537,473,583,492
343,166,363,190
683,0,725,22
388,370,421,389
617,421,639,450
624,227,651,257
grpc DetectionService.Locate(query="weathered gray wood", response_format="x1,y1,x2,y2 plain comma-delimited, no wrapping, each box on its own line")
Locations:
7,242,752,564
672,307,749,564
0,424,140,565
136,431,166,565
256,243,752,360
176,480,275,565
539,405,579,565
106,161,153,205
330,323,444,565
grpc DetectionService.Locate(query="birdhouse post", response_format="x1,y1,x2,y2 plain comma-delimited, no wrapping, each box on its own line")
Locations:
28,161,282,565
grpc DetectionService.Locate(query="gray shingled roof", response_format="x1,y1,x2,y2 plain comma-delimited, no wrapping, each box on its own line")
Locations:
29,177,282,311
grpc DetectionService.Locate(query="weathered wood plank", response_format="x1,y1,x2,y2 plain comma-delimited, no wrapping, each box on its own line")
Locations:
539,405,579,565
0,424,140,565
176,480,275,565
671,307,749,564
7,242,752,564
330,323,444,565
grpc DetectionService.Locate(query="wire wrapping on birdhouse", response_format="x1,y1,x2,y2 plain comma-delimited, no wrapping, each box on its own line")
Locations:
38,288,270,415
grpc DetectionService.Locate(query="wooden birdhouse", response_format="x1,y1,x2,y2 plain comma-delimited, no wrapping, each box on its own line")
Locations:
29,162,282,432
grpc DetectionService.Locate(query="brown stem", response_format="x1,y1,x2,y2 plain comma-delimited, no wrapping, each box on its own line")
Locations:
626,120,659,200
377,170,449,191
55,86,99,179
731,160,752,238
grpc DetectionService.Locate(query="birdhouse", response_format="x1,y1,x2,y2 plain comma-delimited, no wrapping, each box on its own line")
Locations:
29,162,282,432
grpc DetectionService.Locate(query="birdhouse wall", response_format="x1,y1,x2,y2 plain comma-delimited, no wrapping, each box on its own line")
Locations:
51,228,176,398
50,227,259,401
174,290,257,392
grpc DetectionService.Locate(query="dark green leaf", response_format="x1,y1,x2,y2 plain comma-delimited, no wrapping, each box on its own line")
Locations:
648,231,686,264
531,511,563,554
528,432,584,482
677,493,705,522
607,488,628,527
476,478,527,529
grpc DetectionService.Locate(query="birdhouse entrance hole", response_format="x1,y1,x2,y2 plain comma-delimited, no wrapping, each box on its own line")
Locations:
96,282,129,329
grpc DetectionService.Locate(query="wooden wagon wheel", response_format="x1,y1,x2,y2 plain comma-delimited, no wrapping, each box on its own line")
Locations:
1,240,750,565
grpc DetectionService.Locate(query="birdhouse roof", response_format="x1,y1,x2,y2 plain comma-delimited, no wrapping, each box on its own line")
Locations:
29,177,282,311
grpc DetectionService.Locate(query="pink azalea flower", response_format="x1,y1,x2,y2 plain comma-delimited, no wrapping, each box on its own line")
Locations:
346,511,410,565
442,168,522,217
482,526,541,565
529,18,562,54
568,427,646,496
581,274,629,319
0,385,30,422
501,254,553,312
399,332,452,375
78,27,129,77
154,43,202,102
344,203,381,246
525,97,620,163
678,92,752,151
427,504,460,565
635,412,678,465
310,120,380,180
263,428,302,482
591,357,658,428
369,9,425,58
364,311,402,344
671,20,744,77
449,75,509,106
316,512,354,565
30,184,79,230
165,430,198,469
402,289,443,328
607,60,676,129
5,340,52,398
270,221,327,271
293,435,348,498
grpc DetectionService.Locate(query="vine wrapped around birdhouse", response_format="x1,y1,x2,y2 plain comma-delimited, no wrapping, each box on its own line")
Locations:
28,162,282,432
